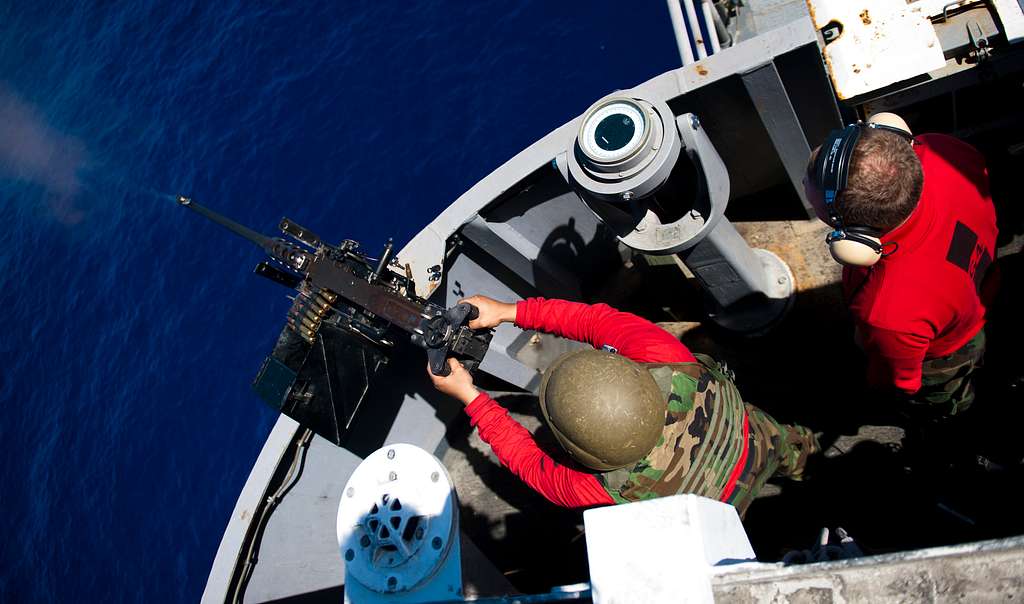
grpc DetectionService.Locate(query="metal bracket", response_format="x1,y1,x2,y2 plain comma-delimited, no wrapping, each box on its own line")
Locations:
967,20,992,62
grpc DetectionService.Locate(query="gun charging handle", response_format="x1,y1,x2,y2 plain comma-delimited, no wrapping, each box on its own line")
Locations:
426,302,481,377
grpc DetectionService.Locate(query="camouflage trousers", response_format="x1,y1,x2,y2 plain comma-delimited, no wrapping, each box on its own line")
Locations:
908,329,986,417
725,405,820,517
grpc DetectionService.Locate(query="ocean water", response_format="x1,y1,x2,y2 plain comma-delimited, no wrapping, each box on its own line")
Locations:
0,2,677,601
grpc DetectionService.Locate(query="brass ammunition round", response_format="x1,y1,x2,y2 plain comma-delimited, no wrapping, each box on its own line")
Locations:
301,316,318,330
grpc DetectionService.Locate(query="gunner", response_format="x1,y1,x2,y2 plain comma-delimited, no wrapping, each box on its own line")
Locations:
803,113,998,415
428,295,819,516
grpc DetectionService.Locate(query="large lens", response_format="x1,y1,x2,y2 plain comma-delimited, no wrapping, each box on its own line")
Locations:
594,114,635,152
579,100,647,163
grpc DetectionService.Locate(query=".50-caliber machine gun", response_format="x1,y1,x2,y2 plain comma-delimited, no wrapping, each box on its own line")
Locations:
177,196,491,446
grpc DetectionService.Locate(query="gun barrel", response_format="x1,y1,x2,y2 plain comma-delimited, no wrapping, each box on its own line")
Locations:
177,195,275,251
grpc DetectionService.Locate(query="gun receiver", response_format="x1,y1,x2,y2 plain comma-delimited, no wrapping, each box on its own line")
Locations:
177,196,491,445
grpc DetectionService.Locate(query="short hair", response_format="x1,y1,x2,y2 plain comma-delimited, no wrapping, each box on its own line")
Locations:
839,129,923,231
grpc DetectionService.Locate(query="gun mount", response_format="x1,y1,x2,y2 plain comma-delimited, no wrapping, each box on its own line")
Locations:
177,196,491,446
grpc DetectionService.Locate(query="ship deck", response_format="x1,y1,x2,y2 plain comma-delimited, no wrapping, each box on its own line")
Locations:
200,0,1024,598
212,213,1023,602
437,218,1024,595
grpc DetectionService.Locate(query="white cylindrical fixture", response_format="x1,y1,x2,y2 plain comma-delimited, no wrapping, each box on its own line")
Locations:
337,443,460,601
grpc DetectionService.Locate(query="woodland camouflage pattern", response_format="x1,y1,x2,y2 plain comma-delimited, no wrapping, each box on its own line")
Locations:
910,329,986,416
597,354,819,517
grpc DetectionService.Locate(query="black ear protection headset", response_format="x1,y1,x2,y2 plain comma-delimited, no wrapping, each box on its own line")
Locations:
812,121,914,266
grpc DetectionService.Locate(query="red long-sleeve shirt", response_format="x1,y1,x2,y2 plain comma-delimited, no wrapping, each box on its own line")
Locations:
464,298,696,508
844,134,997,394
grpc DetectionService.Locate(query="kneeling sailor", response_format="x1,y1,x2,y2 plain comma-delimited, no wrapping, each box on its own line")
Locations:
429,295,819,516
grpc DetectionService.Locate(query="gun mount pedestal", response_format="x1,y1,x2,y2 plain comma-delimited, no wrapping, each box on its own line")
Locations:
559,95,794,334
679,220,794,334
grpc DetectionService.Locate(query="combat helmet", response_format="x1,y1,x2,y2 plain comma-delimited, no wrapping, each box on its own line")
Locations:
539,349,666,471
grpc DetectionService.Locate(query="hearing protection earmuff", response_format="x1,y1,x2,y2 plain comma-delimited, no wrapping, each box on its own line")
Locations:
812,118,914,267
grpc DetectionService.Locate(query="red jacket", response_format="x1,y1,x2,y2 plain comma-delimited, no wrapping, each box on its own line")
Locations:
844,134,997,394
464,297,697,508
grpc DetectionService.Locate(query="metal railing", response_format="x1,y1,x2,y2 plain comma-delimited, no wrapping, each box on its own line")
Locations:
666,0,727,65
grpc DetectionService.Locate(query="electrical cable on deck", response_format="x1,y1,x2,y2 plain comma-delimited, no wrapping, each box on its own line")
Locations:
230,429,314,604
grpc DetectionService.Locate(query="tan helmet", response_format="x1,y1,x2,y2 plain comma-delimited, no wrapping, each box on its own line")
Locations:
539,349,666,471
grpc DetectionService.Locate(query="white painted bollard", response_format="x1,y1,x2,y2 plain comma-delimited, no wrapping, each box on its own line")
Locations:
584,494,756,603
337,443,462,603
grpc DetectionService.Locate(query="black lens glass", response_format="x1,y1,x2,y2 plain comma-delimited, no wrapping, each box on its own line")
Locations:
594,114,635,152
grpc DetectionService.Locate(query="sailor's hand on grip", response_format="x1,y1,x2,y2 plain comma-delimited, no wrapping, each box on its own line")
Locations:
428,359,480,406
460,295,516,330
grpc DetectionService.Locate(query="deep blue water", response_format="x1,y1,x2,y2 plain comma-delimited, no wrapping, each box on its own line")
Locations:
0,2,677,601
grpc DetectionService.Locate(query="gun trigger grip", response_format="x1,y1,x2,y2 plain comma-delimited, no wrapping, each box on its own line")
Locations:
428,349,451,377
445,302,477,328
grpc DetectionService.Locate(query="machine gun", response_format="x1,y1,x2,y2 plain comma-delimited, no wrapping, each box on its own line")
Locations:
177,196,491,446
